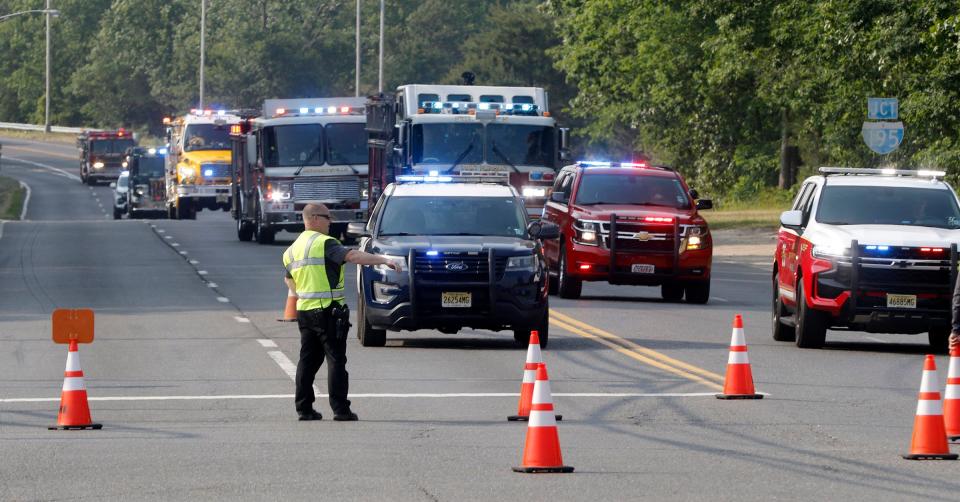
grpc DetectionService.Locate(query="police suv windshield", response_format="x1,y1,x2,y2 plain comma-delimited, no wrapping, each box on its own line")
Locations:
486,125,555,168
91,139,135,154
378,196,527,238
262,124,323,167
575,173,692,209
325,123,367,165
183,124,232,152
817,185,960,229
411,124,483,165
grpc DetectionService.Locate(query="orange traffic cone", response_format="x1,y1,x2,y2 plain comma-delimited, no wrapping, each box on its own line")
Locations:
903,355,957,459
277,289,298,322
509,331,561,422
944,347,960,442
49,340,102,430
512,363,573,473
716,314,763,399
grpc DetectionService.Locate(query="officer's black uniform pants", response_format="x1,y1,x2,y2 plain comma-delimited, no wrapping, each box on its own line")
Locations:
295,309,351,415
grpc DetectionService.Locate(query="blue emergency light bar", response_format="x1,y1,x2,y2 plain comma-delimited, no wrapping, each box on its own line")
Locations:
274,105,360,118
147,147,168,156
578,161,650,168
418,101,541,116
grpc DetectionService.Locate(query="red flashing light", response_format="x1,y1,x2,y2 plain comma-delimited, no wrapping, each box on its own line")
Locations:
340,106,350,114
644,216,674,223
276,108,286,116
920,247,944,253
543,172,555,181
579,264,592,270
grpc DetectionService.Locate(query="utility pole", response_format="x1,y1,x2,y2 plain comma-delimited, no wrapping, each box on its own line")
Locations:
378,0,384,93
355,0,360,97
44,0,51,132
199,0,206,110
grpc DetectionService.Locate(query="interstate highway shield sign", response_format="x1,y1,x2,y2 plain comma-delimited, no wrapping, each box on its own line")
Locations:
862,121,904,154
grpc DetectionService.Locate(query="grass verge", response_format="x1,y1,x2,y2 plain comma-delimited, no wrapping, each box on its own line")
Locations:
702,208,784,230
0,175,25,220
0,129,78,144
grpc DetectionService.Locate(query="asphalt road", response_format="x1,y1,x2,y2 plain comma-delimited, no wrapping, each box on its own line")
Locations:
1,136,959,501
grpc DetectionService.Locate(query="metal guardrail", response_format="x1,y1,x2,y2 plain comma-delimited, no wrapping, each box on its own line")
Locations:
0,121,86,134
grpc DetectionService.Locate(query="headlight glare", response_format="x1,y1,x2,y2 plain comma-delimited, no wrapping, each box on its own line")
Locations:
522,186,547,198
506,254,537,271
374,255,407,273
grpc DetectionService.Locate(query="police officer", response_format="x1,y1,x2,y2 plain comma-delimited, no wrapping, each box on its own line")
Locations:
283,203,399,421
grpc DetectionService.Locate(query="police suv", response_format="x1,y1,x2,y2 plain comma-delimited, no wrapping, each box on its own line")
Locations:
773,167,960,351
346,173,559,348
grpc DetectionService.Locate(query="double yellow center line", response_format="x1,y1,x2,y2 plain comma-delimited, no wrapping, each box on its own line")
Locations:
549,309,725,391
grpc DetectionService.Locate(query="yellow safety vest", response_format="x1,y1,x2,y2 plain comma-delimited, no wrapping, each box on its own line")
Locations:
282,231,345,311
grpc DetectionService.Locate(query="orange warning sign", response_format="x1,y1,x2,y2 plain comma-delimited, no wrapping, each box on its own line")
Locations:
52,309,94,344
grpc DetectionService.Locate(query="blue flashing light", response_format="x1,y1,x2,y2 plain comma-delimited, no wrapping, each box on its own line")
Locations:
426,250,439,257
299,107,309,114
530,171,543,181
217,110,226,116
479,103,490,110
521,104,533,112
158,147,168,155
396,175,453,183
433,102,442,110
204,169,214,177
865,245,890,252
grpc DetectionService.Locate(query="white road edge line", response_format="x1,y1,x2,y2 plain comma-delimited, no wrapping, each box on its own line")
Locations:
0,392,726,403
236,317,252,324
257,338,276,347
217,297,229,303
4,156,81,181
18,180,31,220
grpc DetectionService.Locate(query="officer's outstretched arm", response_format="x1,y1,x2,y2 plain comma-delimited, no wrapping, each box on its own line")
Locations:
345,250,400,271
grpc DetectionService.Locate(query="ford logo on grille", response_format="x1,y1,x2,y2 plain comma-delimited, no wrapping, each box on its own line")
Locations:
445,261,468,272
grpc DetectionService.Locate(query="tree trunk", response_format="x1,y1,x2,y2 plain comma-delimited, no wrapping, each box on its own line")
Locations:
778,108,792,189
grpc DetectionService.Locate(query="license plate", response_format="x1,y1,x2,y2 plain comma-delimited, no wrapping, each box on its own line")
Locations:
216,193,228,203
631,264,655,274
441,292,472,308
272,203,291,211
887,294,917,309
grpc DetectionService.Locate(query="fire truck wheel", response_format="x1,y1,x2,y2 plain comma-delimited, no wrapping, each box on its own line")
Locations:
771,273,796,341
112,207,122,220
929,327,950,354
357,291,386,347
179,199,197,220
557,248,582,299
237,218,253,242
661,283,685,302
795,280,827,349
167,203,177,220
685,280,710,304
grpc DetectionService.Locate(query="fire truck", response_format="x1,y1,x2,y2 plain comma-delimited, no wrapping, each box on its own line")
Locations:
77,129,136,185
365,84,569,217
230,98,369,244
163,109,241,219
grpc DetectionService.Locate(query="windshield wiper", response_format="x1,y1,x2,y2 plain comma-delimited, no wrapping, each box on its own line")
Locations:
294,143,323,176
442,143,475,174
490,141,517,172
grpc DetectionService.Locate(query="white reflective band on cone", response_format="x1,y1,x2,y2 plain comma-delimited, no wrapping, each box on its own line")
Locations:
532,380,553,405
526,344,542,364
65,352,81,372
62,377,86,391
522,370,536,383
727,351,750,364
945,385,960,400
917,399,943,416
949,360,960,378
529,410,557,427
729,328,746,347
920,370,938,393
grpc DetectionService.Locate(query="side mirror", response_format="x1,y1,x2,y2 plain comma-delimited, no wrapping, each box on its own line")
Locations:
550,191,567,203
689,188,699,199
109,182,117,189
696,199,713,210
528,220,560,240
780,210,803,229
346,221,371,238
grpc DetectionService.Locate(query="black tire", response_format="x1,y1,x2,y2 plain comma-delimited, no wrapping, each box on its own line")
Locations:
685,280,710,304
771,273,796,342
514,308,550,349
176,198,196,220
929,327,950,354
237,216,253,242
254,202,275,244
795,279,827,348
557,247,582,299
112,207,121,220
357,288,386,347
168,203,177,220
661,282,685,302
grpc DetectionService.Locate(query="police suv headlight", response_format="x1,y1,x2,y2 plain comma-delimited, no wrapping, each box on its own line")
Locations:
812,244,849,259
371,281,400,304
522,186,547,198
93,161,105,169
374,255,407,273
506,254,538,272
574,220,600,246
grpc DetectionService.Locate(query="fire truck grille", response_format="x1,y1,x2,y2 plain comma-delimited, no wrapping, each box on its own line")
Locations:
293,179,359,202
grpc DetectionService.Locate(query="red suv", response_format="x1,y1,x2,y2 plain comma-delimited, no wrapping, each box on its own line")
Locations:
541,162,713,302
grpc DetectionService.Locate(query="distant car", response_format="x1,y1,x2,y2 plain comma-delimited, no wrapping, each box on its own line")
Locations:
347,174,560,348
773,167,960,351
111,171,130,219
541,161,713,302
123,147,168,218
